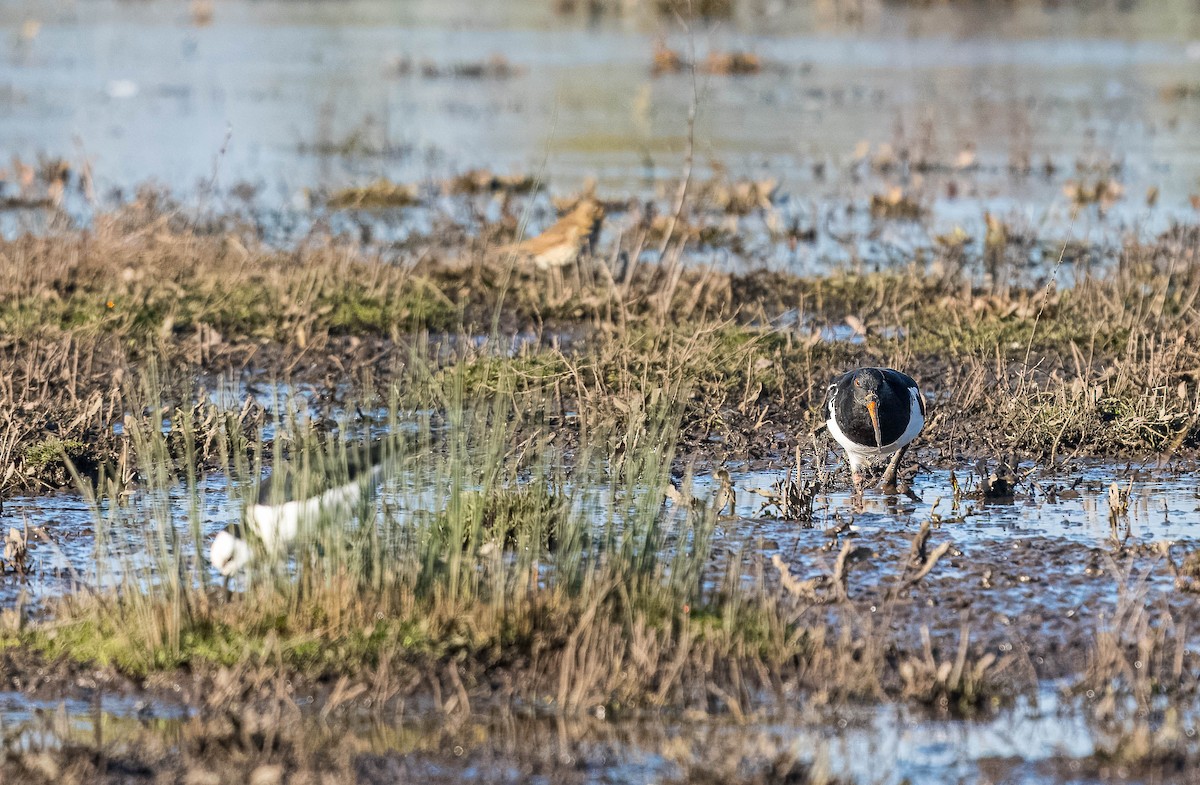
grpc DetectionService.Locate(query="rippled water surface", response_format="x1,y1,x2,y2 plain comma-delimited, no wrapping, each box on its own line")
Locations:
2,457,1194,605
2,0,1200,253
705,462,1200,545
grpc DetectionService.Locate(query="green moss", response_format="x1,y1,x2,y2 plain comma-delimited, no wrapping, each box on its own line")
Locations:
18,606,453,678
23,619,155,673
0,272,459,341
23,437,88,469
449,351,570,393
319,279,457,333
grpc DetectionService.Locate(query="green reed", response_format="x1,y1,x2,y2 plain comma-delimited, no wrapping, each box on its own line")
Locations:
41,332,722,678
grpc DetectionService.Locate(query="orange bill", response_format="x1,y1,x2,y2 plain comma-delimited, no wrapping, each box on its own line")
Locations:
865,399,882,448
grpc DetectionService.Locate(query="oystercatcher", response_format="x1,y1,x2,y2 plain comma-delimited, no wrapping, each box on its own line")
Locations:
825,367,926,489
210,441,389,576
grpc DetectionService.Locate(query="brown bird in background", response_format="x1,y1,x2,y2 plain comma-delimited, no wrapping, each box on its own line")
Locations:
503,200,605,272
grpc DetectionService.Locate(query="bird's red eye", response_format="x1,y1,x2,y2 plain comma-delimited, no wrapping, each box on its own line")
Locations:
853,377,862,388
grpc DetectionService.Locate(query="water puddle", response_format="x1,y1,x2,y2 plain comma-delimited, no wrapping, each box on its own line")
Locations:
0,685,1151,784
1,459,1195,606
699,462,1200,547
770,688,1097,784
0,690,189,729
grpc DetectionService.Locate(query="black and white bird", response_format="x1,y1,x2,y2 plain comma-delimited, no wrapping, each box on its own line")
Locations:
825,367,926,488
210,441,389,576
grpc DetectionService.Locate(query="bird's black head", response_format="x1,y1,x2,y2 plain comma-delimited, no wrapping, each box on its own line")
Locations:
830,369,902,448
850,368,885,394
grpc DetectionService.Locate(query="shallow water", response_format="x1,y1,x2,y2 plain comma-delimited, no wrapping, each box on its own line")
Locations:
0,457,1196,781
0,690,189,732
2,0,1200,267
0,684,1164,784
721,462,1200,544
2,458,1195,604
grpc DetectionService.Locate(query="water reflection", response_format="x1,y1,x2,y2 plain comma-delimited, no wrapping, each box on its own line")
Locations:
0,685,1140,785
1,0,1198,236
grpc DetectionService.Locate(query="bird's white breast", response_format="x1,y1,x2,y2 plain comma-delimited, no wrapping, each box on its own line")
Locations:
533,243,579,270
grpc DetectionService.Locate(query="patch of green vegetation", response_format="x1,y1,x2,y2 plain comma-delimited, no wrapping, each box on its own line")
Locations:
324,292,388,333
23,437,88,469
429,481,569,552
47,615,297,673
0,274,461,341
449,350,570,393
320,278,458,333
0,296,106,335
20,618,163,674
15,607,455,678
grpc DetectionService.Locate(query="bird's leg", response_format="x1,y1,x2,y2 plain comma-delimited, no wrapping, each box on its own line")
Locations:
571,255,584,293
880,446,908,493
550,265,569,304
850,469,866,511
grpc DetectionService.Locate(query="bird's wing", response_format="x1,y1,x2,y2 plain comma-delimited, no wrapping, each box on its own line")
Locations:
256,440,391,505
882,369,926,416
